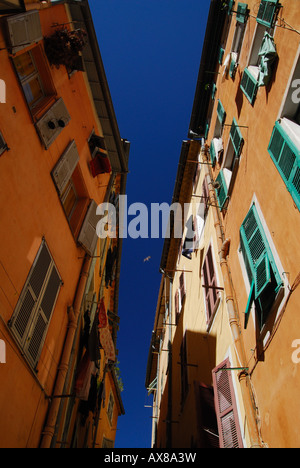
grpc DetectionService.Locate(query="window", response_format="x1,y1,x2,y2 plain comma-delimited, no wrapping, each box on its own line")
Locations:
202,246,220,328
52,140,100,254
240,22,277,103
212,358,243,448
8,239,62,369
240,204,283,329
256,0,279,28
269,53,300,210
174,271,186,323
107,392,114,425
229,3,248,79
219,118,244,198
88,133,111,177
268,121,300,210
215,170,228,211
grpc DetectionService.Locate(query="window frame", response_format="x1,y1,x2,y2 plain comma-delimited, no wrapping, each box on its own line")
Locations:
202,245,221,329
12,44,57,120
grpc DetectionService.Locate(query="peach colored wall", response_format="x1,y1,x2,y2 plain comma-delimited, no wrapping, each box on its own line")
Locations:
0,4,110,447
207,0,300,448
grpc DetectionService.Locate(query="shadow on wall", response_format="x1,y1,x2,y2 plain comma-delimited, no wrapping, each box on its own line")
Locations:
155,324,219,449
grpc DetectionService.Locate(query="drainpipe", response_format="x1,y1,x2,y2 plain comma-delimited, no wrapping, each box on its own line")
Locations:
202,148,263,448
40,256,91,449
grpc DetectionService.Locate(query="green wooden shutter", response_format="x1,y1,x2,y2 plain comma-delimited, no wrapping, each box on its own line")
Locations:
211,83,217,101
229,57,237,78
204,121,209,139
240,205,282,326
217,100,226,125
256,0,279,28
215,171,228,210
244,280,255,329
255,253,271,298
227,0,235,15
240,68,258,105
219,47,225,65
230,118,244,155
210,141,216,166
236,3,248,23
268,122,300,211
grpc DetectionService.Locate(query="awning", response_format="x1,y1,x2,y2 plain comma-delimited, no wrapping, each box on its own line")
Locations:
257,32,277,87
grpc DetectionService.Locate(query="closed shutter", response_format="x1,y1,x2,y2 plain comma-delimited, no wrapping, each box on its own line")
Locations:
230,118,244,156
35,98,71,149
52,140,79,195
212,359,243,448
202,246,218,324
256,0,279,28
236,3,248,23
9,240,62,368
77,199,99,256
217,100,226,125
268,122,300,210
240,68,258,105
215,170,228,210
5,10,43,53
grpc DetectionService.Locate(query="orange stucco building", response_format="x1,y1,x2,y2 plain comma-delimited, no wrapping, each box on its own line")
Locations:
146,0,300,449
0,0,127,448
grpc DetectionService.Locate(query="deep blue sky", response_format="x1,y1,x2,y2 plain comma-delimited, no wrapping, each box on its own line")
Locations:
89,0,210,448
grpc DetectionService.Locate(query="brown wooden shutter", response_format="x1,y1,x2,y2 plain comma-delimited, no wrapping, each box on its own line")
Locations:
51,140,79,195
5,10,43,53
212,358,243,448
202,246,218,323
77,199,100,256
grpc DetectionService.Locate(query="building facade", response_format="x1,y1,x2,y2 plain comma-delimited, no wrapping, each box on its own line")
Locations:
146,0,300,449
0,0,127,448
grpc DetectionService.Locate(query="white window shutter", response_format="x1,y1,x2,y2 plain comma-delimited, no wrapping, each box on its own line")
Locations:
77,200,100,256
6,10,43,53
52,140,79,195
35,98,71,149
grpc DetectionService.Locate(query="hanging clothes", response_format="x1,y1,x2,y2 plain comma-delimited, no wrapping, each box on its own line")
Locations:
257,32,277,87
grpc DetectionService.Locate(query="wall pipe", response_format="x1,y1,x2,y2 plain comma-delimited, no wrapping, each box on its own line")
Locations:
40,256,91,449
202,147,264,448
